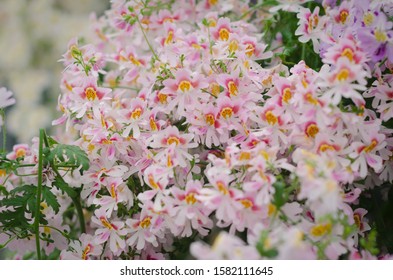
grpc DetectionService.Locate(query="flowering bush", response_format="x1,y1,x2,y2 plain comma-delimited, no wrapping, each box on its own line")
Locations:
1,0,393,260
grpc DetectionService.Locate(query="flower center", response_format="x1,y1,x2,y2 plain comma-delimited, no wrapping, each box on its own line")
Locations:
375,30,387,42
245,43,254,57
306,123,319,138
353,214,361,230
217,181,229,195
158,92,168,104
185,192,197,205
178,80,192,92
165,31,174,45
150,117,158,131
240,199,253,209
227,81,238,96
363,13,374,26
228,40,238,53
282,87,292,103
219,28,230,41
140,217,151,229
339,10,349,24
210,83,221,97
336,68,349,81
82,244,91,260
110,183,116,198
15,148,26,158
310,223,331,237
220,107,233,119
129,54,141,66
0,169,6,177
167,136,180,146
265,111,277,125
341,48,354,62
205,113,215,126
148,174,160,189
364,140,377,153
319,144,335,152
85,87,97,101
131,108,142,119
239,151,251,161
100,217,113,230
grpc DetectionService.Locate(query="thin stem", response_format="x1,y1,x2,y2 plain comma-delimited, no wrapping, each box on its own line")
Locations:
135,16,159,61
1,109,6,153
34,129,45,260
301,42,306,62
41,130,86,234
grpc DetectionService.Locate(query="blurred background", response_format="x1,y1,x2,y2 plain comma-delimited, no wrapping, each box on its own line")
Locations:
0,0,109,147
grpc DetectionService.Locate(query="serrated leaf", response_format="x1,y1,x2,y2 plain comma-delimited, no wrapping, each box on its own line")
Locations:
42,186,60,214
53,176,77,198
48,144,90,171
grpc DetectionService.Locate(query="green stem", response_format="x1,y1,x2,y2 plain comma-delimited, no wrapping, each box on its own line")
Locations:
41,130,86,233
34,129,45,260
301,43,306,63
1,109,6,153
135,16,159,61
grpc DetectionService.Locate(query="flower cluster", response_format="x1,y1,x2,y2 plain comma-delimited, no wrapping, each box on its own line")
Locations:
1,0,393,260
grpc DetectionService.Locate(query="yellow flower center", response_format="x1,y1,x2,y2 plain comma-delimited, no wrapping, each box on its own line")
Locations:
131,108,142,120
82,244,91,260
305,93,319,105
319,144,335,152
245,43,255,57
228,40,238,53
239,151,251,161
148,174,160,189
178,80,192,92
167,136,180,146
217,181,229,195
0,169,6,177
85,87,97,101
150,117,158,131
364,140,377,153
100,218,113,230
265,111,278,125
375,30,387,42
110,183,116,198
240,199,253,209
208,0,218,5
268,203,276,216
354,214,361,230
210,83,221,97
140,217,151,228
205,113,215,126
15,148,26,158
341,48,354,62
363,13,374,26
185,192,197,205
129,54,141,66
339,10,349,24
306,123,319,138
310,223,331,237
336,68,350,81
282,87,292,103
220,107,233,119
219,28,230,41
158,93,168,104
165,31,174,45
228,81,238,96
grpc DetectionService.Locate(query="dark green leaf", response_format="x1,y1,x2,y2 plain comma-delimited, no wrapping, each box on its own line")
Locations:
42,186,60,214
52,176,77,198
48,144,90,171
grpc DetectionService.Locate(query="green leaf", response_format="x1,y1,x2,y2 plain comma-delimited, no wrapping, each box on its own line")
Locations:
52,176,77,198
42,186,60,214
48,144,90,171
